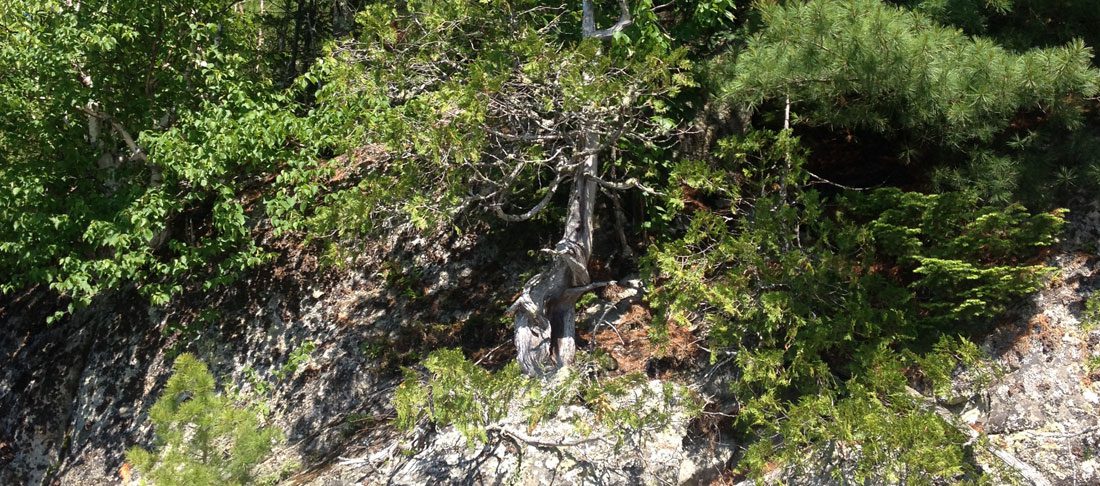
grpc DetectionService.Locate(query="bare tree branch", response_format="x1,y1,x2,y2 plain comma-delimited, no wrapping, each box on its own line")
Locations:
806,170,872,191
582,0,632,40
561,280,615,300
492,172,568,221
485,126,571,142
592,176,661,195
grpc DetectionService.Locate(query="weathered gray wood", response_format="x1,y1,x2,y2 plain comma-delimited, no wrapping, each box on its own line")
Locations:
513,132,599,375
511,2,635,376
582,0,632,40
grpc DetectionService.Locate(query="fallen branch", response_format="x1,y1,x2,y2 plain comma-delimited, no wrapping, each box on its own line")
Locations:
1016,425,1100,440
474,341,510,366
486,425,603,448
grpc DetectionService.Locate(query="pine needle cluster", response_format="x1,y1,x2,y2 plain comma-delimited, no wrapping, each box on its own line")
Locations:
126,354,282,486
720,0,1099,146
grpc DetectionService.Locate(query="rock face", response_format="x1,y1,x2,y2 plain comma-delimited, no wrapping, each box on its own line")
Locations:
357,379,728,486
974,248,1100,484
921,205,1100,485
2,207,1099,485
300,275,734,486
0,291,156,485
0,228,537,485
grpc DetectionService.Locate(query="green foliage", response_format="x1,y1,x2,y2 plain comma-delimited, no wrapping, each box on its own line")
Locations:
720,0,1098,145
394,349,700,448
1082,292,1100,332
713,0,1100,205
274,340,317,380
395,349,527,445
914,335,996,400
1086,356,1100,374
750,366,976,483
242,366,273,398
840,188,1063,324
126,354,282,486
286,0,695,246
646,129,1063,479
0,0,298,319
579,373,700,448
0,0,392,320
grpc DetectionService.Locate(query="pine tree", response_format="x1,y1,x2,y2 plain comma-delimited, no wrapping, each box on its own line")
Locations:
718,0,1098,147
126,354,282,486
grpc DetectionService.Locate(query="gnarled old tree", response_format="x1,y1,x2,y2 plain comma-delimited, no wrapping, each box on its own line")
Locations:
326,0,688,375
507,0,638,375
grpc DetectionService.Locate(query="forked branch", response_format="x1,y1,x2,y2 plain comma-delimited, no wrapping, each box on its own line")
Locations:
582,0,632,40
492,172,568,222
77,105,148,163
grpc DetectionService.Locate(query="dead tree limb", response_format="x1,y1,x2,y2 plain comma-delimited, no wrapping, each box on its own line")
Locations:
582,0,632,39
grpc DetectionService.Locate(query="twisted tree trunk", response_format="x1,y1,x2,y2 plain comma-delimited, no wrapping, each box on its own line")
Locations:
512,134,600,375
512,1,631,375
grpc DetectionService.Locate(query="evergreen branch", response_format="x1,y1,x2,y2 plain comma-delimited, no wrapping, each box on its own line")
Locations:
904,387,1053,486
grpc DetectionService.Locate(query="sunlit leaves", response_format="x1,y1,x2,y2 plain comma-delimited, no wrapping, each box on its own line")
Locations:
0,0,276,316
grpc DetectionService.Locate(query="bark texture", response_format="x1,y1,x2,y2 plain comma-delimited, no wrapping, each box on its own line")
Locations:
511,1,632,375
512,134,599,375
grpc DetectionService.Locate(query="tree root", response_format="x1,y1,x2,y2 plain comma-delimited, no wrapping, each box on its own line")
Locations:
487,425,604,449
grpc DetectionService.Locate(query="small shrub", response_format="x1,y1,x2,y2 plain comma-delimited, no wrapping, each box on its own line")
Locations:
395,349,527,445
274,340,317,380
1086,356,1100,374
645,130,1064,480
1082,293,1100,331
126,354,283,486
394,349,700,449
